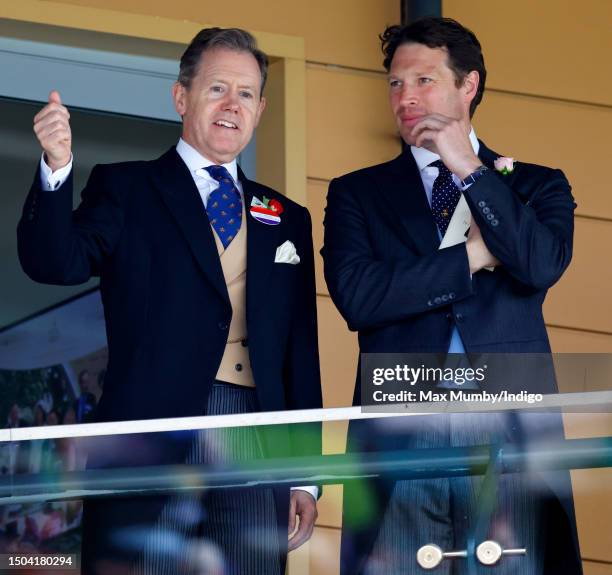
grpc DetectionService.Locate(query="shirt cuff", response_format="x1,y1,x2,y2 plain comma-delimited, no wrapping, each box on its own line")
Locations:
40,153,73,191
290,485,318,500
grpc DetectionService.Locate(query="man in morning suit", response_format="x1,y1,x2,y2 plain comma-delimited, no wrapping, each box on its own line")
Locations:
321,18,581,575
18,27,321,575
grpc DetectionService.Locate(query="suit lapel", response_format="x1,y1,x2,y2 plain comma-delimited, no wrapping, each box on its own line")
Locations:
150,148,229,305
478,140,522,193
376,151,440,254
477,140,498,169
240,167,282,318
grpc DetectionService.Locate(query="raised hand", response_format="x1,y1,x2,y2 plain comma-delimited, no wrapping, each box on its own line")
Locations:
33,90,72,172
410,113,482,180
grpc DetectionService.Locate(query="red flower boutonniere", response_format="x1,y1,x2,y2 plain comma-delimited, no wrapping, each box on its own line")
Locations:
268,198,284,215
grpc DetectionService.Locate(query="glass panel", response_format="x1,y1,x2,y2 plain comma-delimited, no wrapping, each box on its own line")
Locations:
0,361,610,574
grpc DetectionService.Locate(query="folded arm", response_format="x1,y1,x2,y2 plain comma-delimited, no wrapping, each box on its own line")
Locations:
464,168,575,290
322,177,474,332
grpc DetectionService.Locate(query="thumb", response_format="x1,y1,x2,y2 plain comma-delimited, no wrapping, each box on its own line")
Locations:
48,90,62,105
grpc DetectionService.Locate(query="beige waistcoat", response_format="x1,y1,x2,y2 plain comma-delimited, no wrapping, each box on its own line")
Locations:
212,204,254,387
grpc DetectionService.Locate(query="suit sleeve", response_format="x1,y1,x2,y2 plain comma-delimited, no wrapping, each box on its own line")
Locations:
17,164,123,285
464,168,575,290
322,177,474,332
283,207,323,458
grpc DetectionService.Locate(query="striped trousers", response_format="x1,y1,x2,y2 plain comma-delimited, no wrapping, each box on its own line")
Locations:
133,382,282,575
362,412,543,575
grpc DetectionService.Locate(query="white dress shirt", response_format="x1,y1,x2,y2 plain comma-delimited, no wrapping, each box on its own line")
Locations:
40,153,73,191
175,138,243,206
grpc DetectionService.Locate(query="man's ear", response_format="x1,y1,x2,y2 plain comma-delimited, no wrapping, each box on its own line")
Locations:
254,96,266,127
172,81,186,117
462,71,479,105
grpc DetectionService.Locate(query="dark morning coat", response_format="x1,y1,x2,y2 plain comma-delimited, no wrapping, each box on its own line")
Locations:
18,147,322,573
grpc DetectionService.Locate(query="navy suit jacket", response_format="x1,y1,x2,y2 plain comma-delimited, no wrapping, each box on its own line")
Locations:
323,141,575,398
17,147,322,572
322,141,581,573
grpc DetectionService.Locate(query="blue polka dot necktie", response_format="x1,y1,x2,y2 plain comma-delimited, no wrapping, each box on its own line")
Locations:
430,159,462,237
204,165,242,248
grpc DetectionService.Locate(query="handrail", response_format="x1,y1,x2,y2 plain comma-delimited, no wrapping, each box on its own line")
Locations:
1,437,611,505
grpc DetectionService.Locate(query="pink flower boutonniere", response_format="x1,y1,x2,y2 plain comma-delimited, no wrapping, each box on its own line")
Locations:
494,156,515,175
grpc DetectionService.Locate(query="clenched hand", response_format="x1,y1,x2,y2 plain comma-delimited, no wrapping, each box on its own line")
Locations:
288,490,318,551
33,90,72,172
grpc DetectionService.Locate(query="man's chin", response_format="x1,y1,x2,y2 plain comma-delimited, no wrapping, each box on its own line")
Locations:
399,133,416,147
209,145,243,164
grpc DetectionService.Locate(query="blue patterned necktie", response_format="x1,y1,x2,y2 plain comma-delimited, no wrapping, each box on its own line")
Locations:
204,165,242,248
430,159,462,237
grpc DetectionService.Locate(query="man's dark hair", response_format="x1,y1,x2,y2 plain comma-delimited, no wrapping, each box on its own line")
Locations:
178,27,268,95
380,17,486,117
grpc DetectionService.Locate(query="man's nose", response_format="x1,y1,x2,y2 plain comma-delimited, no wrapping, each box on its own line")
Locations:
223,90,240,112
399,84,418,106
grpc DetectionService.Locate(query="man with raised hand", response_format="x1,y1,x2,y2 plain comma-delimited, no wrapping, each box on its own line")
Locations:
322,17,580,575
19,27,321,575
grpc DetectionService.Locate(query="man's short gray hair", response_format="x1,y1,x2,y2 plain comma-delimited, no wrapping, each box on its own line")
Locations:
178,27,268,95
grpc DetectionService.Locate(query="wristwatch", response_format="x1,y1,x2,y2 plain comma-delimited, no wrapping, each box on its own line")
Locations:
460,165,489,188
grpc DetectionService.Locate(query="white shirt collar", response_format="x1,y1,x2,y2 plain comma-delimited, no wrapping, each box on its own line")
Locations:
175,138,239,183
410,127,480,171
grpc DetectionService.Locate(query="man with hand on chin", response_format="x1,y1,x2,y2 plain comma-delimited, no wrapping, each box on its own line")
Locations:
322,17,580,574
19,27,321,575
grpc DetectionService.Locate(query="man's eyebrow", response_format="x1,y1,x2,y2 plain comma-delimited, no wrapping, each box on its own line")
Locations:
209,78,257,90
390,69,439,80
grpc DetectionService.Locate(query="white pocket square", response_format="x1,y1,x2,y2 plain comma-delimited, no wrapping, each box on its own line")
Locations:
275,240,300,265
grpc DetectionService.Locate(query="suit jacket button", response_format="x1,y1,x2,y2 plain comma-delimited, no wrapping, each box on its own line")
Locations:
449,292,455,300
478,200,486,208
455,313,464,323
427,300,433,307
235,363,243,372
482,207,490,214
486,213,495,220
491,219,499,227
441,294,449,302
218,321,229,330
434,297,441,305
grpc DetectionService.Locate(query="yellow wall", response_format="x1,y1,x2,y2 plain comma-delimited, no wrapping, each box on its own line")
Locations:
3,0,611,572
